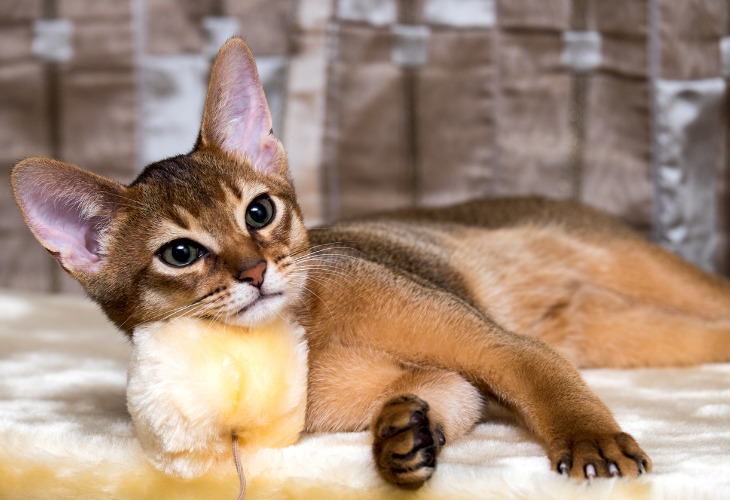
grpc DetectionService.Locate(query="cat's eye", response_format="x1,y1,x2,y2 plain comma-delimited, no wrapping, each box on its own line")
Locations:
245,195,275,229
158,239,207,267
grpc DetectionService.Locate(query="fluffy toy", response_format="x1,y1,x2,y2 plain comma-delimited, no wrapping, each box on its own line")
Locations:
126,316,308,488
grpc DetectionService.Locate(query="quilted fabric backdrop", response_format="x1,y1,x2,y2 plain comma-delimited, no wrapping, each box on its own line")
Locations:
1,0,729,293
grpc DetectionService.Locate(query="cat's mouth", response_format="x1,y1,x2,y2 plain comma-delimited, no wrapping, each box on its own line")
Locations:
234,292,284,316
222,291,286,327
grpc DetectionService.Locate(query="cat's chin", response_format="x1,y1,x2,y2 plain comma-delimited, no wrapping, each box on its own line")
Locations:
225,292,288,328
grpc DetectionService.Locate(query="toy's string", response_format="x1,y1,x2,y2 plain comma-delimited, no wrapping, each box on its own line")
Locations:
232,433,246,500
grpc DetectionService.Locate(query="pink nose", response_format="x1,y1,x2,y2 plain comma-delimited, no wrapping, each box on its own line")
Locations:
238,261,266,288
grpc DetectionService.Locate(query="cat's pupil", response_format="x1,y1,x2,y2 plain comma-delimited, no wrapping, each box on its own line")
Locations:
245,196,274,229
171,244,191,263
249,204,267,223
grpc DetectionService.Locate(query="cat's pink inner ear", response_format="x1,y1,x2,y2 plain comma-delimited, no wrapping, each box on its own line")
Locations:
217,78,273,167
25,192,104,273
12,159,122,277
202,38,280,172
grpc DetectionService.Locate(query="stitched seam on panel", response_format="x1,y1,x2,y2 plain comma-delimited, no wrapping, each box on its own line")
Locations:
399,1,421,206
567,0,589,200
489,2,502,196
41,0,62,293
323,1,342,221
722,0,730,272
647,0,662,242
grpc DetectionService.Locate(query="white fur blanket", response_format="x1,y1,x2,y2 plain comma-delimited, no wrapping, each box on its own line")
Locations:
0,290,728,499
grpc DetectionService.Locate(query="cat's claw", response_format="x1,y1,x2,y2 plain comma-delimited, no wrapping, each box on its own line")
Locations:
608,462,621,477
585,463,597,479
558,457,570,476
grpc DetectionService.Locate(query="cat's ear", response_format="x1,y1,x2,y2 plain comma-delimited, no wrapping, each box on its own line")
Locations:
198,37,283,174
11,158,125,279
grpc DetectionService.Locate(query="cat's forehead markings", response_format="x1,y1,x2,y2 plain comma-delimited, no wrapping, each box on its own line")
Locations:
219,181,243,207
238,181,270,203
172,206,198,230
220,178,243,201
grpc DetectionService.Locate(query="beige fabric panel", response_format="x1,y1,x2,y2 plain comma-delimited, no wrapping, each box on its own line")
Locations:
24,2,135,293
498,0,570,30
145,0,294,57
580,1,654,232
0,65,49,163
60,71,138,183
59,4,137,184
3,0,730,293
0,0,41,20
0,8,58,293
659,0,726,80
583,75,653,233
600,36,648,78
417,28,494,206
227,0,294,56
324,24,411,219
495,31,572,198
67,20,135,71
0,8,48,162
284,0,332,225
0,23,36,65
586,2,649,80
145,0,205,55
0,59,56,292
0,231,56,292
586,0,648,36
59,0,132,19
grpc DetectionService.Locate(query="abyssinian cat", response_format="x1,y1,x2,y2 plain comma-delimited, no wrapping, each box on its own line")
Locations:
11,37,730,488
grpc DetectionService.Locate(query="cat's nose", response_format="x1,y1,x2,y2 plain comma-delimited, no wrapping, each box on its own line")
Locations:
237,260,267,288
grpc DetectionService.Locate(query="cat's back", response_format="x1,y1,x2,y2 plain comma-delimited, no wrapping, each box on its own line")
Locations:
307,196,642,301
362,196,636,235
309,196,640,259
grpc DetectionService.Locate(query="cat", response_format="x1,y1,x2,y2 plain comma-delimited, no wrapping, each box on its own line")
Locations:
11,37,730,488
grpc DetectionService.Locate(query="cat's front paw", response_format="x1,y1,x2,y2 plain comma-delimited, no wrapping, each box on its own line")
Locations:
549,432,651,479
372,395,445,489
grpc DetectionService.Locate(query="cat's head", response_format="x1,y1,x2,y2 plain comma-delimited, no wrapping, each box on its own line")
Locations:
11,38,309,335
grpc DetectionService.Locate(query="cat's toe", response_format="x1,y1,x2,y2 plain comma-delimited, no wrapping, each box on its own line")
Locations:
372,395,442,489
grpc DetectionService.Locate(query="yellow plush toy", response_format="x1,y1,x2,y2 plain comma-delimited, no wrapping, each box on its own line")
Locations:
126,316,308,489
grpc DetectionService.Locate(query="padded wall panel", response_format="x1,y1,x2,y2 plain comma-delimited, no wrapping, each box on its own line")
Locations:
583,75,653,232
495,31,573,198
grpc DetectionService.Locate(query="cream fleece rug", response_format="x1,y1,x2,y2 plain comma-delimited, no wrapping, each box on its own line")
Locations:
1,290,728,499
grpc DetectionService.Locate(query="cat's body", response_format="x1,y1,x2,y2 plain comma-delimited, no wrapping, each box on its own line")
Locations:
311,196,730,369
302,197,730,484
11,38,730,488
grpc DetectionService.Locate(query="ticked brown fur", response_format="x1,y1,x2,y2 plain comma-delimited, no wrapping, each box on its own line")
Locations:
11,38,730,488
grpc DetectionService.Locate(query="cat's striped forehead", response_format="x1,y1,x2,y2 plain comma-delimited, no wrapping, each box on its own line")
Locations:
123,150,301,255
143,178,275,252
130,152,294,211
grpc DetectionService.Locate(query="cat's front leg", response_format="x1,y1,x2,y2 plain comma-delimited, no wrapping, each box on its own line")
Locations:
305,258,652,482
305,345,483,488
